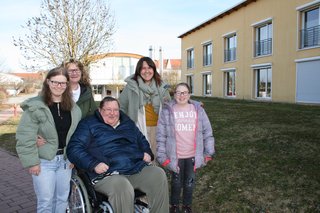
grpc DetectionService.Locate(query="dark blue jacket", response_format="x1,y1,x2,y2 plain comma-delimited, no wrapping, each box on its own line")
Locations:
67,110,154,180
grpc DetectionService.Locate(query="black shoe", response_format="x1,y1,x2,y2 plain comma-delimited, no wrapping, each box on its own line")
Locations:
182,205,192,213
170,204,180,213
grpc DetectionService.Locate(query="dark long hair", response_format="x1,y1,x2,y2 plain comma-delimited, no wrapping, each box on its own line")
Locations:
132,57,162,86
63,59,92,87
41,66,73,111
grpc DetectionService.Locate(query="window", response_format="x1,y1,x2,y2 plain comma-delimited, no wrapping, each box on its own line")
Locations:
203,43,212,66
254,22,272,56
186,75,194,94
255,67,272,99
202,73,212,95
300,6,320,48
224,70,236,97
187,49,194,69
224,34,237,62
92,85,103,95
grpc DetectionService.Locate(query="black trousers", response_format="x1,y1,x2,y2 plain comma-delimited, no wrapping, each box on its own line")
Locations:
170,157,195,206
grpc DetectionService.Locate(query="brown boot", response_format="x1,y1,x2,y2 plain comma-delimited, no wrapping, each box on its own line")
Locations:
170,204,180,213
182,205,192,213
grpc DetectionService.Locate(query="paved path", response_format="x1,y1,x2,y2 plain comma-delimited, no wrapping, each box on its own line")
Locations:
0,93,39,212
0,149,36,212
0,92,38,124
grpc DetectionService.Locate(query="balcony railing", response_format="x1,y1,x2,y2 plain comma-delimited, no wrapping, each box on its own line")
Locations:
255,38,272,57
300,25,320,48
224,48,236,62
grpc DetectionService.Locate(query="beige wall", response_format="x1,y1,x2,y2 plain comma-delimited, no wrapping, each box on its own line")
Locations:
180,0,319,103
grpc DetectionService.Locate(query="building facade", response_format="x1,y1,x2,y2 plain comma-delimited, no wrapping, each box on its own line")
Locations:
179,0,320,104
89,51,181,100
89,52,143,100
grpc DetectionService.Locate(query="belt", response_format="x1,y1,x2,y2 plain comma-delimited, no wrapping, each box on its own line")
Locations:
56,149,64,155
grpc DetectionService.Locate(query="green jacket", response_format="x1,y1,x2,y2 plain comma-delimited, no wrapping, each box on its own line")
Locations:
119,75,171,123
16,96,82,168
77,84,97,119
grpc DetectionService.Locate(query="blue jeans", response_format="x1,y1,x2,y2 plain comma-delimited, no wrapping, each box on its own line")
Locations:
32,155,72,213
170,157,195,206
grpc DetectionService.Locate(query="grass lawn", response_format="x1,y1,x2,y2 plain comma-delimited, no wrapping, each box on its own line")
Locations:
1,97,320,212
0,115,20,156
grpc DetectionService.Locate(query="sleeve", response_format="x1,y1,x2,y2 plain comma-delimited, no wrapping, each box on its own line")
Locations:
135,125,154,160
66,119,101,172
15,110,40,168
88,95,98,116
156,108,169,165
119,87,129,114
200,108,215,157
161,83,172,103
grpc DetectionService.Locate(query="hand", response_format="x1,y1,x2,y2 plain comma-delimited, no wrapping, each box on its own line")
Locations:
36,135,46,147
205,156,212,163
163,97,170,103
94,162,109,174
29,165,41,176
143,153,151,163
69,163,74,169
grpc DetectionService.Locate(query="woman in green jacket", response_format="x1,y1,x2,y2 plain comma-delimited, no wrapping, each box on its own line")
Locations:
16,66,82,213
36,59,97,146
64,59,97,118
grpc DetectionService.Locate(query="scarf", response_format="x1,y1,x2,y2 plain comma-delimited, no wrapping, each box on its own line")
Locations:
137,76,162,114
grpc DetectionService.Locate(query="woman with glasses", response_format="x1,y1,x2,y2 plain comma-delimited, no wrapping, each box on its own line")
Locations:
119,56,171,162
36,59,97,147
16,66,82,213
156,82,215,213
64,59,97,119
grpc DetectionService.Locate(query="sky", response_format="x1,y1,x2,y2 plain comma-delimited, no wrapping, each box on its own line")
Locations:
0,0,242,72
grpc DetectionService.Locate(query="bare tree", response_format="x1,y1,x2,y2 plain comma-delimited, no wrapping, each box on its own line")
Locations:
13,0,116,69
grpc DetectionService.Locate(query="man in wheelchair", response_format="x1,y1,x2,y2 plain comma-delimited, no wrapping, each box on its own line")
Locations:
67,96,169,213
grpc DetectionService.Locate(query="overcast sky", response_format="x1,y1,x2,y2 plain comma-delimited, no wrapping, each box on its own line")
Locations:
0,0,242,72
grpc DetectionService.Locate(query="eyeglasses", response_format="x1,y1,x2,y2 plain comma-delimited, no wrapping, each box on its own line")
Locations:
68,69,81,73
175,91,189,96
49,80,68,87
102,108,120,113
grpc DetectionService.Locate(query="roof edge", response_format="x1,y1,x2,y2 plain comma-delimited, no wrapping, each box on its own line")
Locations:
178,0,257,38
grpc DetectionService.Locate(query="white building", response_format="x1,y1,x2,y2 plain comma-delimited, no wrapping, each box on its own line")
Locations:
89,50,181,100
89,52,143,100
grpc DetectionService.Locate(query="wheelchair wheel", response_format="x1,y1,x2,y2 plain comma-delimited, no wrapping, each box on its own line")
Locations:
67,175,92,213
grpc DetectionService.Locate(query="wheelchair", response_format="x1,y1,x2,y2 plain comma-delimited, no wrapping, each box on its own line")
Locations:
67,169,149,213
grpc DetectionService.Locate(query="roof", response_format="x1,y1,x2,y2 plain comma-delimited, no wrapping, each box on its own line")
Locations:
90,52,145,62
178,0,257,38
11,72,43,80
154,59,181,70
168,59,182,70
0,73,23,84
